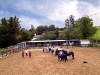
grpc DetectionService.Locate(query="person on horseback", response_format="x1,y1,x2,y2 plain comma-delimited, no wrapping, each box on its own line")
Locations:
59,50,63,55
66,47,75,59
67,47,71,54
58,50,67,62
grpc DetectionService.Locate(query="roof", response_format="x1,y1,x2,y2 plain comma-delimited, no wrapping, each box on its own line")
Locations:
27,39,80,43
27,40,66,43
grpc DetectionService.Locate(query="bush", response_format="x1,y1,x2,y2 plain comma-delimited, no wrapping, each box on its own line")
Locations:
0,49,5,55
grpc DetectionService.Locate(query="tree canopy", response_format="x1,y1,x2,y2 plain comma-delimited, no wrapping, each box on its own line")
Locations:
0,15,98,48
65,15,97,39
0,16,21,48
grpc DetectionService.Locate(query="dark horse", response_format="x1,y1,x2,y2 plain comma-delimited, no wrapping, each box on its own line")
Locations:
55,49,74,62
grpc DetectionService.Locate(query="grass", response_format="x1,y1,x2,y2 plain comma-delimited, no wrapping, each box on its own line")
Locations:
0,48,5,55
91,27,100,40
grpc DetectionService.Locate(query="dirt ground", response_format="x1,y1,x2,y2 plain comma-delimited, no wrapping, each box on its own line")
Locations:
0,47,100,75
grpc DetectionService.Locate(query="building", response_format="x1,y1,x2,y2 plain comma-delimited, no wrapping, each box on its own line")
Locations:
26,39,80,47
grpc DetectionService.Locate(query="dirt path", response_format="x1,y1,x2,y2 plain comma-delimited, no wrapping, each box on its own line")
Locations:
0,47,100,75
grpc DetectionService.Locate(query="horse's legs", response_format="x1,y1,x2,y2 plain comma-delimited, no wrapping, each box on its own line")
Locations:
46,49,48,53
71,52,74,59
43,49,44,52
51,50,54,55
49,48,51,52
52,52,53,55
65,58,67,62
66,56,68,60
58,56,60,61
55,53,56,56
55,52,58,56
64,55,67,62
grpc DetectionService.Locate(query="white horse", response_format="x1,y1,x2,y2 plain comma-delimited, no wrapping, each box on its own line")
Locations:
43,47,49,53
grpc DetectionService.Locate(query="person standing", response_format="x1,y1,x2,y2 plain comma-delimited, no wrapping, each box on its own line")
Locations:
25,50,28,56
22,51,24,58
29,51,32,58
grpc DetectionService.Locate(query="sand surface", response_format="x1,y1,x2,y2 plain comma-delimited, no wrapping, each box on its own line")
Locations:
0,47,100,75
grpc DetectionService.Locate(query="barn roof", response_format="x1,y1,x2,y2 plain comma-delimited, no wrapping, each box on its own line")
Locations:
27,40,66,43
27,39,80,43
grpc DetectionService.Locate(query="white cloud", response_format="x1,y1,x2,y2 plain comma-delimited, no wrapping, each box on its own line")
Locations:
19,16,42,29
16,1,33,11
48,0,100,26
87,4,100,26
77,1,100,26
16,0,48,15
0,0,100,29
48,0,80,21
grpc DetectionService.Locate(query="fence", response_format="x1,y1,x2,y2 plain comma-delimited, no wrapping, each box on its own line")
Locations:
0,45,26,58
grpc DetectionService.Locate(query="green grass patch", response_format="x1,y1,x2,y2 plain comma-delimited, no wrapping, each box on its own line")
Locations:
91,28,100,40
0,48,5,55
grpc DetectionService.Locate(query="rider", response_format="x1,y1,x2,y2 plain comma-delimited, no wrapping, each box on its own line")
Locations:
59,50,63,55
67,47,71,54
58,47,63,55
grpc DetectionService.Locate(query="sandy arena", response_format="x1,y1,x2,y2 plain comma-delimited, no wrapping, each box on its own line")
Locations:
0,47,100,75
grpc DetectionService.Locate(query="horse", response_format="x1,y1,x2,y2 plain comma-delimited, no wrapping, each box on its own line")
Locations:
43,47,49,53
55,49,74,62
50,47,55,55
66,51,74,60
43,46,56,55
55,49,60,56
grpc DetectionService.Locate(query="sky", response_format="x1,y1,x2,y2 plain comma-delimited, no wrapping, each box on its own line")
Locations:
0,0,100,29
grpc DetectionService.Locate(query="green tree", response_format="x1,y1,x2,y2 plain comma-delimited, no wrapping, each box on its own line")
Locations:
35,25,48,35
39,31,57,40
78,16,97,39
29,25,35,38
0,16,21,48
20,28,31,41
64,15,97,40
65,15,75,40
59,31,66,40
54,30,59,39
49,25,56,31
69,15,75,26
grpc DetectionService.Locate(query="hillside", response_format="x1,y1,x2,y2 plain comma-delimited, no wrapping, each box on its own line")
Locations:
91,27,100,40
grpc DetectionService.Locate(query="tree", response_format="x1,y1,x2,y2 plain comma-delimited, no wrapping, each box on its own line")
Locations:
8,16,20,35
69,15,75,27
20,28,31,41
35,25,48,35
0,16,21,48
29,25,35,38
59,31,66,40
39,31,58,40
64,15,97,40
54,30,59,39
78,16,97,39
49,24,56,31
65,15,75,40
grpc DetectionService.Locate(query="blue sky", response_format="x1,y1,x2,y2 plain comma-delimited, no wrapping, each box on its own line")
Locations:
0,0,100,29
